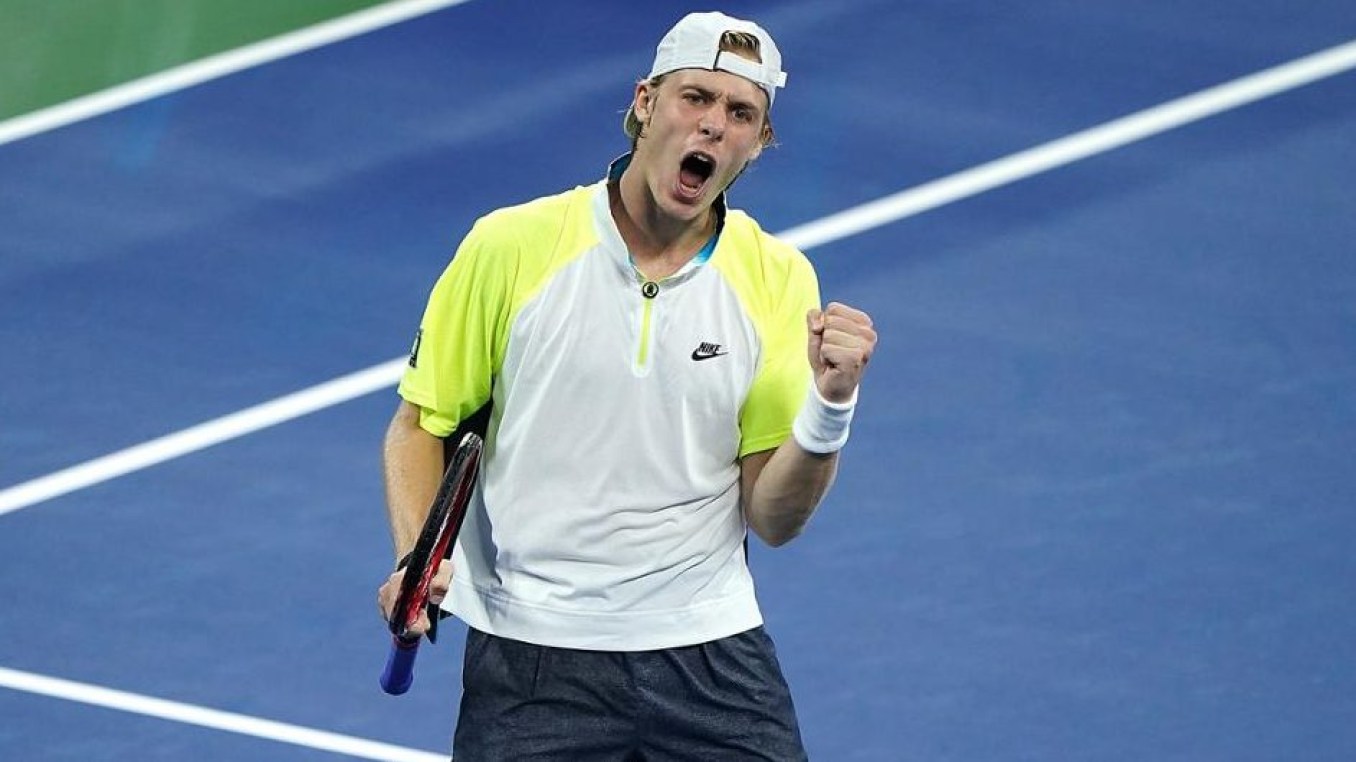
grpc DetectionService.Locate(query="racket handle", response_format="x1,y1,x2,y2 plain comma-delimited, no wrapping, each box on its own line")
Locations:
379,635,420,695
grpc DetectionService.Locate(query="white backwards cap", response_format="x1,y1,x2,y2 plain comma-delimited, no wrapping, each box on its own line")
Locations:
647,11,788,106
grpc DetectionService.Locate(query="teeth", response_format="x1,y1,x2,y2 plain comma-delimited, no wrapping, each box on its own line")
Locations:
682,153,714,180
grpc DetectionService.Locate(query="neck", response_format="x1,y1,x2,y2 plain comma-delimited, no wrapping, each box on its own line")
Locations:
611,166,716,279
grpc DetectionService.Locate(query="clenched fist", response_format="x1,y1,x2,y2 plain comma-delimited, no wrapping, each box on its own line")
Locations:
807,302,876,402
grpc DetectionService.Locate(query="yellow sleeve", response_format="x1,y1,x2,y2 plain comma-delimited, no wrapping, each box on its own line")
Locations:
714,215,820,457
397,216,514,437
738,258,818,456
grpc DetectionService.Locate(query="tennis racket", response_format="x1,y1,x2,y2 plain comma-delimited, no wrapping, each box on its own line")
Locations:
379,431,483,695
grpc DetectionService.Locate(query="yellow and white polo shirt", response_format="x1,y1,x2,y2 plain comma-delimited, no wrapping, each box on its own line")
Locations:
398,159,820,650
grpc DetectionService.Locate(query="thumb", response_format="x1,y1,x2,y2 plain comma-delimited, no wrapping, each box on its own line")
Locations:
806,308,825,372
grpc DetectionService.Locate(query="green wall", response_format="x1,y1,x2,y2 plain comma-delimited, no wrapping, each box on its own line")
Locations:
0,0,391,120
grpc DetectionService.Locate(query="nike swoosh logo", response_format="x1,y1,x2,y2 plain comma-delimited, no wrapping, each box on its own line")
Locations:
691,349,728,361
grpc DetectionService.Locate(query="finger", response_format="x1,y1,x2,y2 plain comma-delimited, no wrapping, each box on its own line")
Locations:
806,309,825,372
822,302,873,327
428,563,453,605
376,571,403,618
411,610,431,637
806,308,825,334
819,309,877,347
820,320,873,342
815,328,875,391
820,311,876,339
818,325,876,359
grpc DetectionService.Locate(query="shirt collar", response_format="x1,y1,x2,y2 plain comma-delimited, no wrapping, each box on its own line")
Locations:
600,153,725,281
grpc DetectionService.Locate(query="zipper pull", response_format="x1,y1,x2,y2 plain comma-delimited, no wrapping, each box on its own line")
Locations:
640,281,659,299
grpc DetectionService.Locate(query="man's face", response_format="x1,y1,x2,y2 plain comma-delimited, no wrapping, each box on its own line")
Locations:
630,68,770,221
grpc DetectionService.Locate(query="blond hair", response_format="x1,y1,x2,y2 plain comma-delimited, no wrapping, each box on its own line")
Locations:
623,31,776,148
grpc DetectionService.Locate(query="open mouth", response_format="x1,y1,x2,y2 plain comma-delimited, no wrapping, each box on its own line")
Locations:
677,151,716,196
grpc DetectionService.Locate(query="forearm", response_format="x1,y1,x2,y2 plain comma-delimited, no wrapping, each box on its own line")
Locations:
382,401,447,561
742,441,839,547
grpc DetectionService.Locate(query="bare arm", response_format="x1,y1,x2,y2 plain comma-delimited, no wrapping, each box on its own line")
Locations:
382,400,448,560
376,399,448,636
740,445,837,546
741,301,876,546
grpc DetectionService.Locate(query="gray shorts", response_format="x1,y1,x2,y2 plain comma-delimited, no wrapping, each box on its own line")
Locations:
452,626,808,761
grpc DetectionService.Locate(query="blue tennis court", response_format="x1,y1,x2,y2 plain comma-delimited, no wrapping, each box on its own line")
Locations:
2,1,1354,759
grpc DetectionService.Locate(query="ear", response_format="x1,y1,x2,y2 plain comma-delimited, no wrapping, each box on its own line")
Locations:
633,81,655,122
749,121,774,161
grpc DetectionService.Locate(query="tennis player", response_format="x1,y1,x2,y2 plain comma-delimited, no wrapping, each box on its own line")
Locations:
378,11,876,759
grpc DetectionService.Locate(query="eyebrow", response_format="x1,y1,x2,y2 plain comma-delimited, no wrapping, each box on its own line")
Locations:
682,83,763,117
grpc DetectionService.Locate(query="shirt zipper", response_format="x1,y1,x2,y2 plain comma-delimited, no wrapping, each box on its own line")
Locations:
628,233,717,373
633,274,661,373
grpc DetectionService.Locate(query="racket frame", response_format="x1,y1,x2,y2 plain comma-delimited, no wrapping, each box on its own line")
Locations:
387,431,481,642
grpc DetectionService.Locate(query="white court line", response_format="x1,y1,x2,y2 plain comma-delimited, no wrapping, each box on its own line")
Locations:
2,39,1355,519
0,0,475,147
0,359,407,516
776,38,1356,249
0,667,446,762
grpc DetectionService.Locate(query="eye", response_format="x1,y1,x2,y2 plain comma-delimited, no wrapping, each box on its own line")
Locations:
732,107,755,123
683,91,707,104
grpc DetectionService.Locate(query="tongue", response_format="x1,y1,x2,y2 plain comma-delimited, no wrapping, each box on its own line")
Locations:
679,165,706,190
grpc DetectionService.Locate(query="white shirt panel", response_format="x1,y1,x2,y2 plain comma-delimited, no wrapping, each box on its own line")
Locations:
445,182,766,650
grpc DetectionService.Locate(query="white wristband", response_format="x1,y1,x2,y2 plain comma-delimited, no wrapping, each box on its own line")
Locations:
792,383,857,454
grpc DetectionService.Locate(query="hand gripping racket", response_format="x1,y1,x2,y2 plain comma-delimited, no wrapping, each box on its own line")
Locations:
379,431,483,695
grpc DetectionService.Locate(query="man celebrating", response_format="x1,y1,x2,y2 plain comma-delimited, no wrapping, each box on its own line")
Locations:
379,11,876,759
